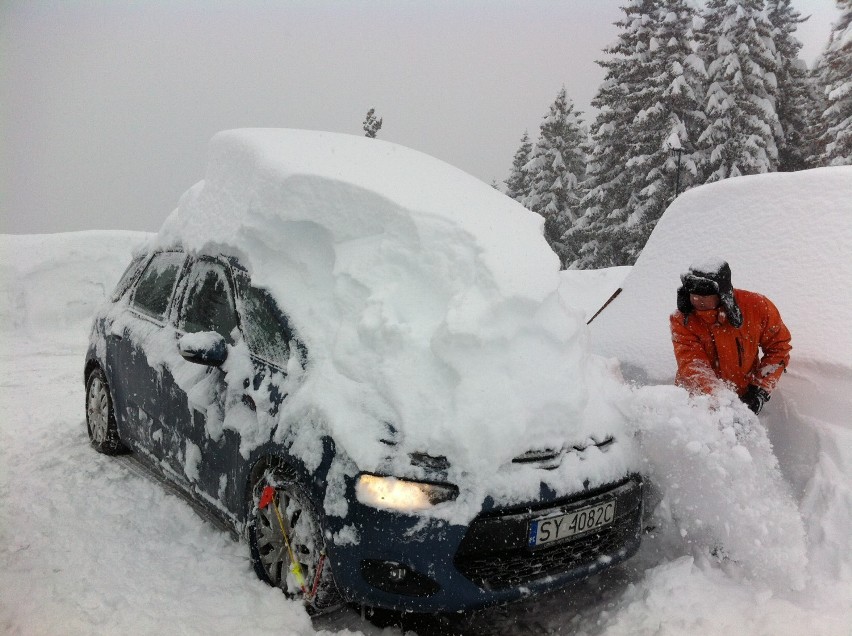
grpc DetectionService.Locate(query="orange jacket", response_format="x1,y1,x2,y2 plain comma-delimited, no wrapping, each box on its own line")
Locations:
670,289,791,396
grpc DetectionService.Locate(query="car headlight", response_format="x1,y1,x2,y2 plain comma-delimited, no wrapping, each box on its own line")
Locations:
355,474,458,512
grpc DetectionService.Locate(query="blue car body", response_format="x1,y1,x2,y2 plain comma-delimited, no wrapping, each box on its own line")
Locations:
85,247,643,613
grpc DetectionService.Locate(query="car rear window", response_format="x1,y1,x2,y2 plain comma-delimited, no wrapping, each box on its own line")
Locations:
131,252,185,319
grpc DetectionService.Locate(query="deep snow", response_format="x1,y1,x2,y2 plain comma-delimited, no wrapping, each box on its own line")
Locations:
590,167,852,584
1,168,851,635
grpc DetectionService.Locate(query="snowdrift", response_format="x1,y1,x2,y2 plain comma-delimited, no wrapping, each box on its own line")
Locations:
558,265,631,322
0,231,151,341
591,167,852,585
591,166,852,384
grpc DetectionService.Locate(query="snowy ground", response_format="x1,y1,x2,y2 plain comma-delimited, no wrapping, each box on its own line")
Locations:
2,220,850,635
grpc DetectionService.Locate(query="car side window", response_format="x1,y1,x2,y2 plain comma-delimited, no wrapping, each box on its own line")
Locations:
239,284,293,368
179,261,239,343
131,252,185,319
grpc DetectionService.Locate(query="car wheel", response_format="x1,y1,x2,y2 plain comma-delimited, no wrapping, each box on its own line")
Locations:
85,367,125,455
248,464,341,613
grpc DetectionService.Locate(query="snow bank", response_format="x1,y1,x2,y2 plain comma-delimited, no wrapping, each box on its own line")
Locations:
629,387,807,589
152,129,636,513
558,265,630,322
0,231,151,341
589,167,852,588
591,167,852,382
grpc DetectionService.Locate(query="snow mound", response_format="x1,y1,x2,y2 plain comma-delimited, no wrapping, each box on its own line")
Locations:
558,265,630,322
589,167,852,588
153,129,635,507
591,166,852,381
0,231,151,341
630,387,807,589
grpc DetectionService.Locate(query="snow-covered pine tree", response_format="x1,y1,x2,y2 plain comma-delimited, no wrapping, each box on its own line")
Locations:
767,0,819,171
522,87,587,266
504,130,533,203
622,0,707,259
697,0,781,181
816,1,852,166
801,56,830,167
363,108,383,138
563,0,660,269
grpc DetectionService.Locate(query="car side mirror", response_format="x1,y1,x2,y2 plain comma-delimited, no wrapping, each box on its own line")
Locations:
178,332,228,367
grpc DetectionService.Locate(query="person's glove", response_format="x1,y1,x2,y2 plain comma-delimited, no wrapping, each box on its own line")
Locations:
741,384,770,414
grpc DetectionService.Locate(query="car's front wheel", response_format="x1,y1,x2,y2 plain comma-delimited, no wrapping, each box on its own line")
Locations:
247,464,341,613
85,367,125,455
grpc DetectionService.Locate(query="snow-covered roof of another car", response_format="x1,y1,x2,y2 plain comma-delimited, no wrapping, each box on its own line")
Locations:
154,129,635,511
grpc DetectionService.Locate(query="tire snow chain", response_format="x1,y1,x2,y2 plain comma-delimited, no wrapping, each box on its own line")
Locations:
258,485,326,600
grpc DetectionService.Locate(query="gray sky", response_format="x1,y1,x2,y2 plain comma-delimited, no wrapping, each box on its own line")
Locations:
0,0,840,234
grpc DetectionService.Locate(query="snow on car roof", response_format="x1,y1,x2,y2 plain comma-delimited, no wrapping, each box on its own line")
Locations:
155,129,634,508
162,128,559,301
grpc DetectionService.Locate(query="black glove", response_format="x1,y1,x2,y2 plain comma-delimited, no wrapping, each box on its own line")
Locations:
741,384,770,414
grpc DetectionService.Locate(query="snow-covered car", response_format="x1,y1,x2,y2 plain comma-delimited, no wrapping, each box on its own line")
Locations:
84,129,643,613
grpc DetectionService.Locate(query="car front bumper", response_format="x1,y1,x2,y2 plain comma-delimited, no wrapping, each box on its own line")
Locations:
327,474,643,612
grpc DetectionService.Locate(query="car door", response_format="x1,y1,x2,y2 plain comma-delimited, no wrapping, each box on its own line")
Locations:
170,257,243,501
107,250,187,471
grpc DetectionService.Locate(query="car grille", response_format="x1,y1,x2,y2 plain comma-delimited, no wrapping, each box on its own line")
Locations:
453,476,642,590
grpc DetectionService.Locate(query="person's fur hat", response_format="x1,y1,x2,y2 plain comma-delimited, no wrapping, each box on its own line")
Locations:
676,260,743,327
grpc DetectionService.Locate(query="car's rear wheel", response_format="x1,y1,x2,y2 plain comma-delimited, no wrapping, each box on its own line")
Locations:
247,463,341,613
85,367,124,455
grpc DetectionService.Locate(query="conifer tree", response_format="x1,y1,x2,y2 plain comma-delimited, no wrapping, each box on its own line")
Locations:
767,0,819,171
816,1,852,165
622,0,707,258
563,0,660,269
363,108,383,138
522,87,587,265
697,0,781,181
504,130,533,203
802,68,829,166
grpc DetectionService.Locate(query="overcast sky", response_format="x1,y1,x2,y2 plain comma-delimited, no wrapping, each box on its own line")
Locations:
0,0,841,234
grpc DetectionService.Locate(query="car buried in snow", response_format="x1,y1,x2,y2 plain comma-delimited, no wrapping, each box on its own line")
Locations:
84,129,644,614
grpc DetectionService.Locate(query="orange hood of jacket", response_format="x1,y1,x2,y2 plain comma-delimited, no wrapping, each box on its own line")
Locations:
670,289,791,396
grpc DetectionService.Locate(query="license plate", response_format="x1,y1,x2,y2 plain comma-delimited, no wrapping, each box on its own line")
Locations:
528,500,616,548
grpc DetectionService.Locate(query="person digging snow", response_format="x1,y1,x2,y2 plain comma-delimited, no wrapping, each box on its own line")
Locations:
670,259,791,415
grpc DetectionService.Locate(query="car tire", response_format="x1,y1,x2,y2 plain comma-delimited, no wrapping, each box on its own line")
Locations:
247,462,341,614
85,367,125,455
